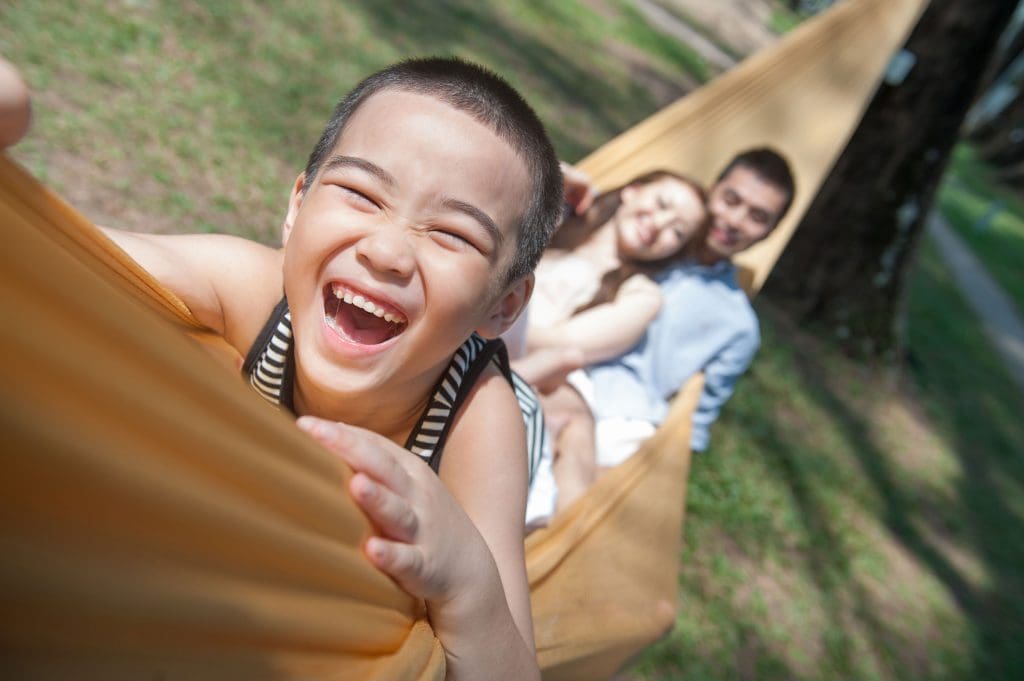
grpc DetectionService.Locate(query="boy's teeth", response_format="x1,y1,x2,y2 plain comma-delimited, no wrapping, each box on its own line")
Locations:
331,284,404,324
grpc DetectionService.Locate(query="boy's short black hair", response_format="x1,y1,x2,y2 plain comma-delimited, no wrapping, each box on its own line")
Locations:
303,57,562,286
717,147,796,225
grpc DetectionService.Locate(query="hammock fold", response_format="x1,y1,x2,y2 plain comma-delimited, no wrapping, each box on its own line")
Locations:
0,0,928,678
0,155,445,679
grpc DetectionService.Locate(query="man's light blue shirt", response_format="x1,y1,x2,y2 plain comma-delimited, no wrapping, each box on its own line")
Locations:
585,259,759,451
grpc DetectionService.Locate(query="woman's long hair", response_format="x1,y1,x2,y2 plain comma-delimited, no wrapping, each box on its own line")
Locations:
548,169,708,314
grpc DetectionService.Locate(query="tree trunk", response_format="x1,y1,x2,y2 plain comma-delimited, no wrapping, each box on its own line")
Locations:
971,87,1024,152
982,133,1024,169
763,0,1019,359
973,12,1024,102
994,156,1024,187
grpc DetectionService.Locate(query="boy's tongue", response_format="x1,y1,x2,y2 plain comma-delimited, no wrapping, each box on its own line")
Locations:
330,300,397,345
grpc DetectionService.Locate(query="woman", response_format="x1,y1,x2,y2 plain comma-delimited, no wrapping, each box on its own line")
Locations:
510,166,708,515
509,166,708,388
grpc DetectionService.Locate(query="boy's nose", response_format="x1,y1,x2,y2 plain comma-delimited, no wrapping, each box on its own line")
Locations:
355,220,415,278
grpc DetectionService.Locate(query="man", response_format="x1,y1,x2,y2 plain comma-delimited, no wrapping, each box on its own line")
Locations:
551,148,794,509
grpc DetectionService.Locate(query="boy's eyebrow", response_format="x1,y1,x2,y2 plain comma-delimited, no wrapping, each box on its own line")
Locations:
441,197,503,248
321,154,396,188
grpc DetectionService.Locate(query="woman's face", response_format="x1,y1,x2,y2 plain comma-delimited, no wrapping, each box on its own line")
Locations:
613,177,706,262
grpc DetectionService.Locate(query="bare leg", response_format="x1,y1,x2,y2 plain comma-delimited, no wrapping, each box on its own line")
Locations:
511,347,584,395
541,383,597,514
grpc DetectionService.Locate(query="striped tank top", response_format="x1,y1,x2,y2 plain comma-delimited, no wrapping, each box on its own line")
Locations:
242,298,545,481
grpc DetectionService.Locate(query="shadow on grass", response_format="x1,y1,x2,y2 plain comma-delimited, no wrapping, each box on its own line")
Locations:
2,0,698,239
764,242,1023,678
639,244,1024,679
346,0,690,158
902,241,1024,675
140,0,691,165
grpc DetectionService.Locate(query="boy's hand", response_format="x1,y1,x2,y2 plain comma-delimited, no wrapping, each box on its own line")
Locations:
296,416,491,606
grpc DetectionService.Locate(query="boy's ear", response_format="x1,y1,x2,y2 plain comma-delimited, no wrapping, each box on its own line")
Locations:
476,273,534,340
281,173,306,247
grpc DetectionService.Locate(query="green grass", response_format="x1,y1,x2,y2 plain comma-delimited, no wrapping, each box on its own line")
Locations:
937,144,1024,317
0,0,705,242
630,240,1024,680
641,2,746,63
768,6,806,35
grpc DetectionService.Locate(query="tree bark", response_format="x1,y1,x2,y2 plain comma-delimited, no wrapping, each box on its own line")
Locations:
763,0,1019,359
994,156,1024,187
971,87,1024,153
973,14,1024,103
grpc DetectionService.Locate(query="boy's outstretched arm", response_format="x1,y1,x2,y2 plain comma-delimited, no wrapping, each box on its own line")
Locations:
100,229,283,350
298,368,540,681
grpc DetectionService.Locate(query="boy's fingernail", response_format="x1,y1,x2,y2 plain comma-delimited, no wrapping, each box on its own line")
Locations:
296,416,319,432
297,416,333,438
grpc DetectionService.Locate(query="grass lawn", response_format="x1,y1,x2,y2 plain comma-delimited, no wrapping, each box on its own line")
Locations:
937,144,1024,317
0,0,705,241
3,2,1021,679
630,239,1024,680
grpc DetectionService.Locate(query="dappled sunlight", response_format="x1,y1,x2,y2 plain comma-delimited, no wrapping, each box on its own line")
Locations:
640,286,1022,679
0,0,703,241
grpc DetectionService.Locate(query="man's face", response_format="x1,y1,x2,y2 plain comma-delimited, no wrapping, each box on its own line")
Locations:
704,165,789,260
280,89,531,409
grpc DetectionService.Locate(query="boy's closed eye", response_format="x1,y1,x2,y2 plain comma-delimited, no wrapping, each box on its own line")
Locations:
428,224,479,251
335,184,381,212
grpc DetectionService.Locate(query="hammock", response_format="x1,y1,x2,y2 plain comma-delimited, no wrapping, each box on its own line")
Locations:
0,0,927,678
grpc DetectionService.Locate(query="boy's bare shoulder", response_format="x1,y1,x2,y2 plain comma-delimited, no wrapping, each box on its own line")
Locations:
457,362,523,429
444,362,528,490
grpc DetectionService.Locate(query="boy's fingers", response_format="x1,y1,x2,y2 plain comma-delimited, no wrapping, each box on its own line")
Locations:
298,417,413,495
350,473,419,543
366,537,425,589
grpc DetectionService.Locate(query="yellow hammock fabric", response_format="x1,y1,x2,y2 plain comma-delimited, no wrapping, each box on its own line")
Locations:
0,0,926,678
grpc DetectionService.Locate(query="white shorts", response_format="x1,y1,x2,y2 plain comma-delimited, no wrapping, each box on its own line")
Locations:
524,428,557,530
565,370,657,468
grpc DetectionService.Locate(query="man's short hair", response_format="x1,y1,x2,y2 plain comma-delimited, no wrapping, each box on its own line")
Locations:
717,147,796,225
303,57,562,286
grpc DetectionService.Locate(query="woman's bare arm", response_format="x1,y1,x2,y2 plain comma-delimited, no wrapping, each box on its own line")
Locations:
527,272,662,365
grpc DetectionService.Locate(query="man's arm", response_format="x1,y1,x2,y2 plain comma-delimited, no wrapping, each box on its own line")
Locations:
690,328,760,452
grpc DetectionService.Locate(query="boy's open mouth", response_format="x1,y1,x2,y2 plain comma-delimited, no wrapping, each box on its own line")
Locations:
323,283,407,345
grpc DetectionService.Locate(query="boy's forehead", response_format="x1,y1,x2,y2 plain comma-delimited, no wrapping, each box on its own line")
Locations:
331,88,531,237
